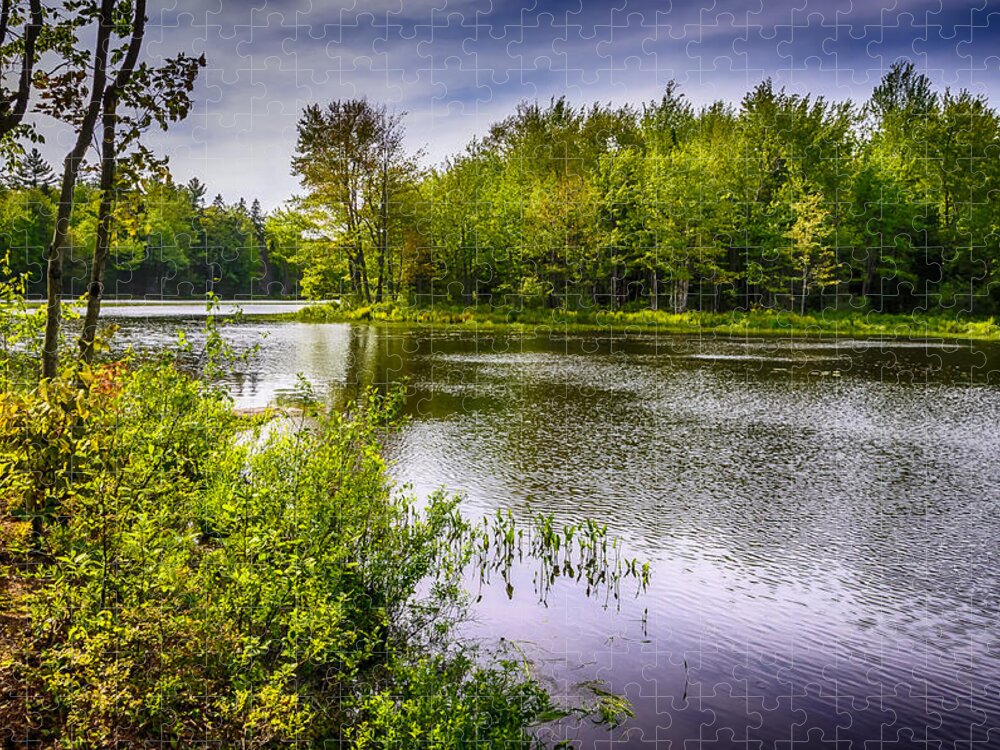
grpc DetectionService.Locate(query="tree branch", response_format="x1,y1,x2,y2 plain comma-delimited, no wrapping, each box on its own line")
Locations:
0,0,12,50
0,0,42,137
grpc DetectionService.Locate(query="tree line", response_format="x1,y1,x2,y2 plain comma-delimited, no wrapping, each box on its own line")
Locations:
2,164,295,298
4,13,1000,381
289,63,1000,317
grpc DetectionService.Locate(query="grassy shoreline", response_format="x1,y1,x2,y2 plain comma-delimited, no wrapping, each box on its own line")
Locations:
288,302,1000,342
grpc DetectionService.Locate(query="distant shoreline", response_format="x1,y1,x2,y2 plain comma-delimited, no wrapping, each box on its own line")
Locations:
287,302,1000,343
19,299,999,342
23,298,319,306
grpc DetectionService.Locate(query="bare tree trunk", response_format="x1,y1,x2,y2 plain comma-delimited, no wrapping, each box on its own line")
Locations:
394,237,405,302
385,238,394,301
357,246,371,303
347,214,370,303
346,253,358,296
42,0,115,379
800,265,808,315
79,112,116,364
673,278,689,314
650,270,658,311
374,161,388,304
79,0,146,365
861,244,878,308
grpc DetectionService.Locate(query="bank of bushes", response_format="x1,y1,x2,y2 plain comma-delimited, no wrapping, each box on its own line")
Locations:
295,300,1000,341
0,296,642,746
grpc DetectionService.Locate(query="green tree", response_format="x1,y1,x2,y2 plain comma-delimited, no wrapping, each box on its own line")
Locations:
644,104,737,313
596,145,648,308
292,99,421,303
41,0,117,378
138,177,198,294
523,170,600,308
929,89,1000,312
8,147,53,189
0,180,54,287
79,0,205,362
862,61,940,311
784,186,838,314
249,197,279,294
847,159,921,311
731,80,855,310
266,202,334,299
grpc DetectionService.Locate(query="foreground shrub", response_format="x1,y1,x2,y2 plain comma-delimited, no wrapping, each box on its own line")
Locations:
0,352,641,747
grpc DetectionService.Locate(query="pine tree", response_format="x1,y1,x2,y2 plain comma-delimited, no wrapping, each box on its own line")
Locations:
249,199,266,246
186,177,207,210
12,148,54,189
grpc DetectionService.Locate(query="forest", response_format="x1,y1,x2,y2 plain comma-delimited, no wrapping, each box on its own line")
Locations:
5,61,999,317
1,165,295,297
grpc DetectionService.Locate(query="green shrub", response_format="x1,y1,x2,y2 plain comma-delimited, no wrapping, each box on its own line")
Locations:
0,349,642,746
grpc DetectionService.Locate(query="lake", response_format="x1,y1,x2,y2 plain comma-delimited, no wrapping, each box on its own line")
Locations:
107,304,1000,747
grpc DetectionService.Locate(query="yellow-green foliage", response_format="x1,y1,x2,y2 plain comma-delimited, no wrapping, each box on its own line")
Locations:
0,355,639,747
0,377,103,556
294,301,1000,341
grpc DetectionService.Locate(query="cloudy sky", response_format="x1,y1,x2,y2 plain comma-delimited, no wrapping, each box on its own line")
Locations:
44,0,1000,210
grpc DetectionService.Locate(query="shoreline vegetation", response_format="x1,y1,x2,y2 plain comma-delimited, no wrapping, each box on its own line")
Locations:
25,297,1000,344
9,66,1000,343
2,278,648,745
289,301,1000,342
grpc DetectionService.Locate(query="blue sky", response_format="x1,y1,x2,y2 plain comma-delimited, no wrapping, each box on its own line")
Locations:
46,0,1000,209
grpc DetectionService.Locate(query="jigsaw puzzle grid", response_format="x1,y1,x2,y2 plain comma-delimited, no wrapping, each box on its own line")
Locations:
3,1,1000,748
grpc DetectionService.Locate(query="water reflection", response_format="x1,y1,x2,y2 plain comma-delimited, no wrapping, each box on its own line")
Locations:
111,316,1000,747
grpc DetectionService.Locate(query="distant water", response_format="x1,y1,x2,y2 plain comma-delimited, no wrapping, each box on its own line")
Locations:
110,312,1000,748
98,300,312,318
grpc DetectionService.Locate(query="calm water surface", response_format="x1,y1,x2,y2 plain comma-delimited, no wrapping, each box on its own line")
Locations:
110,308,1000,748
